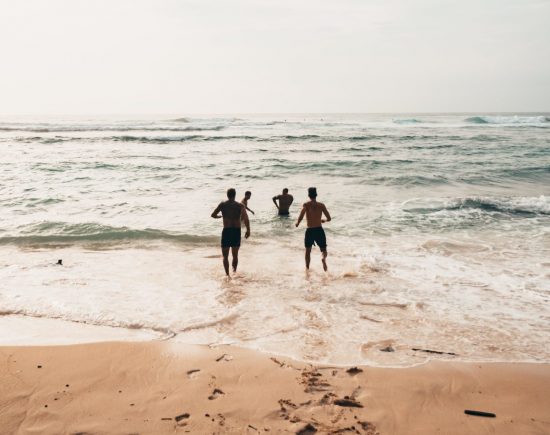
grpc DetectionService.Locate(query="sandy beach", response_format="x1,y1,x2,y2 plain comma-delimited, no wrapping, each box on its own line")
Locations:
1,340,549,434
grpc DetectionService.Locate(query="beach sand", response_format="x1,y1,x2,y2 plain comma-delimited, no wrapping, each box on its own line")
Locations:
1,341,549,434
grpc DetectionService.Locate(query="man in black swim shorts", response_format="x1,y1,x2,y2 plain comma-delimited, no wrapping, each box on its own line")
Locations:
295,187,332,271
211,188,251,276
304,227,327,251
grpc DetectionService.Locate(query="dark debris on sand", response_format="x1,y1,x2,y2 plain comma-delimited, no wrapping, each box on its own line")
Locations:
296,423,317,434
175,412,190,422
334,397,363,408
346,367,363,375
412,347,457,356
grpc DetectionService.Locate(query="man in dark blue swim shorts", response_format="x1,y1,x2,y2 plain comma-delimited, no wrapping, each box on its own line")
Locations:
211,188,251,276
295,187,332,271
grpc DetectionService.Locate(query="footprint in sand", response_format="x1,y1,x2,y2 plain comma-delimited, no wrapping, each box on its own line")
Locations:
186,369,200,379
300,369,331,393
215,353,233,362
208,388,225,400
187,369,201,379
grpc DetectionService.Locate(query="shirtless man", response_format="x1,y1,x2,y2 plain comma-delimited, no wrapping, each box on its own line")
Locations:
241,191,255,215
211,188,251,276
295,187,331,271
272,188,294,216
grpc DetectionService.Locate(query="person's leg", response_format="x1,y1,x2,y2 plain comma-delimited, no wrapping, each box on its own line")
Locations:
304,228,313,269
231,246,239,272
222,247,230,276
316,228,328,271
321,249,328,271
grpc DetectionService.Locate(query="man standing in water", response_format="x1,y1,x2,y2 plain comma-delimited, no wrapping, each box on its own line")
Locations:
211,188,250,276
295,187,331,271
241,191,255,215
272,188,294,215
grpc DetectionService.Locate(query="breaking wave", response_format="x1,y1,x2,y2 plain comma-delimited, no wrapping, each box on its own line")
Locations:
0,125,225,133
465,115,550,125
404,196,550,216
393,118,422,124
167,117,190,122
0,222,217,246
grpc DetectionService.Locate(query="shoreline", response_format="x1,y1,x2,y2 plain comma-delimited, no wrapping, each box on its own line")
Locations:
1,340,549,434
1,313,548,369
2,239,548,367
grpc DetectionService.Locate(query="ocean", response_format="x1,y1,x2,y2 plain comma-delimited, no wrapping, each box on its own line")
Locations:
0,113,549,366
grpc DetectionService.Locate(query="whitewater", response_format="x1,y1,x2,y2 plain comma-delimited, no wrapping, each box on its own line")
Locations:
0,113,549,366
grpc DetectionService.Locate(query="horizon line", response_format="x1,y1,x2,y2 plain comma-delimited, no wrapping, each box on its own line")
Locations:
1,111,549,117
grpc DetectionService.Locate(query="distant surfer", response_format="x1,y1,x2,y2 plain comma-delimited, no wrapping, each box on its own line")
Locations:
295,187,331,271
211,188,251,276
272,188,294,216
241,191,255,215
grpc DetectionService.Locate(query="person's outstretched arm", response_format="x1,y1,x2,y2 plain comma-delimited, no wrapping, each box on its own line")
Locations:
211,203,222,219
321,204,332,223
272,196,279,210
241,199,255,215
241,205,251,238
295,205,306,227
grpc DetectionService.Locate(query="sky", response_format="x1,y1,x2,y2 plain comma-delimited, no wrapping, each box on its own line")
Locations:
0,0,549,114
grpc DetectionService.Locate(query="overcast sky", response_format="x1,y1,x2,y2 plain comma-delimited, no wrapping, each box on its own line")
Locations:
0,0,549,114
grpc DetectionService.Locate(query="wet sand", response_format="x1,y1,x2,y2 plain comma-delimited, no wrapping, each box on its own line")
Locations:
1,341,549,434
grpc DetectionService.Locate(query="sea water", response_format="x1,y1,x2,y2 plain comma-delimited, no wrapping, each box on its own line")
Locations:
0,113,548,366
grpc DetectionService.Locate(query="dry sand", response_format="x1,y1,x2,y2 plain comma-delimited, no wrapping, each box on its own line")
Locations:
1,341,549,434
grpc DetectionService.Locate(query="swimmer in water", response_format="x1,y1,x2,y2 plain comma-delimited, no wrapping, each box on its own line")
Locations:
241,190,255,215
272,188,294,216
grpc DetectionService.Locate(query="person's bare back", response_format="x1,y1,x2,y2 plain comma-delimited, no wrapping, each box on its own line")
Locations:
272,188,293,215
219,200,244,228
303,201,330,228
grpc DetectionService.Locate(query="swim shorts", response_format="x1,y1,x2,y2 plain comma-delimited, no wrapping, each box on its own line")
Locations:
221,227,241,248
305,227,327,250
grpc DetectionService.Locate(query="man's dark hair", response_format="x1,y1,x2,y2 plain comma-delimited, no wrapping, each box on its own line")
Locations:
227,188,236,199
283,188,288,194
245,191,251,196
308,187,317,198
